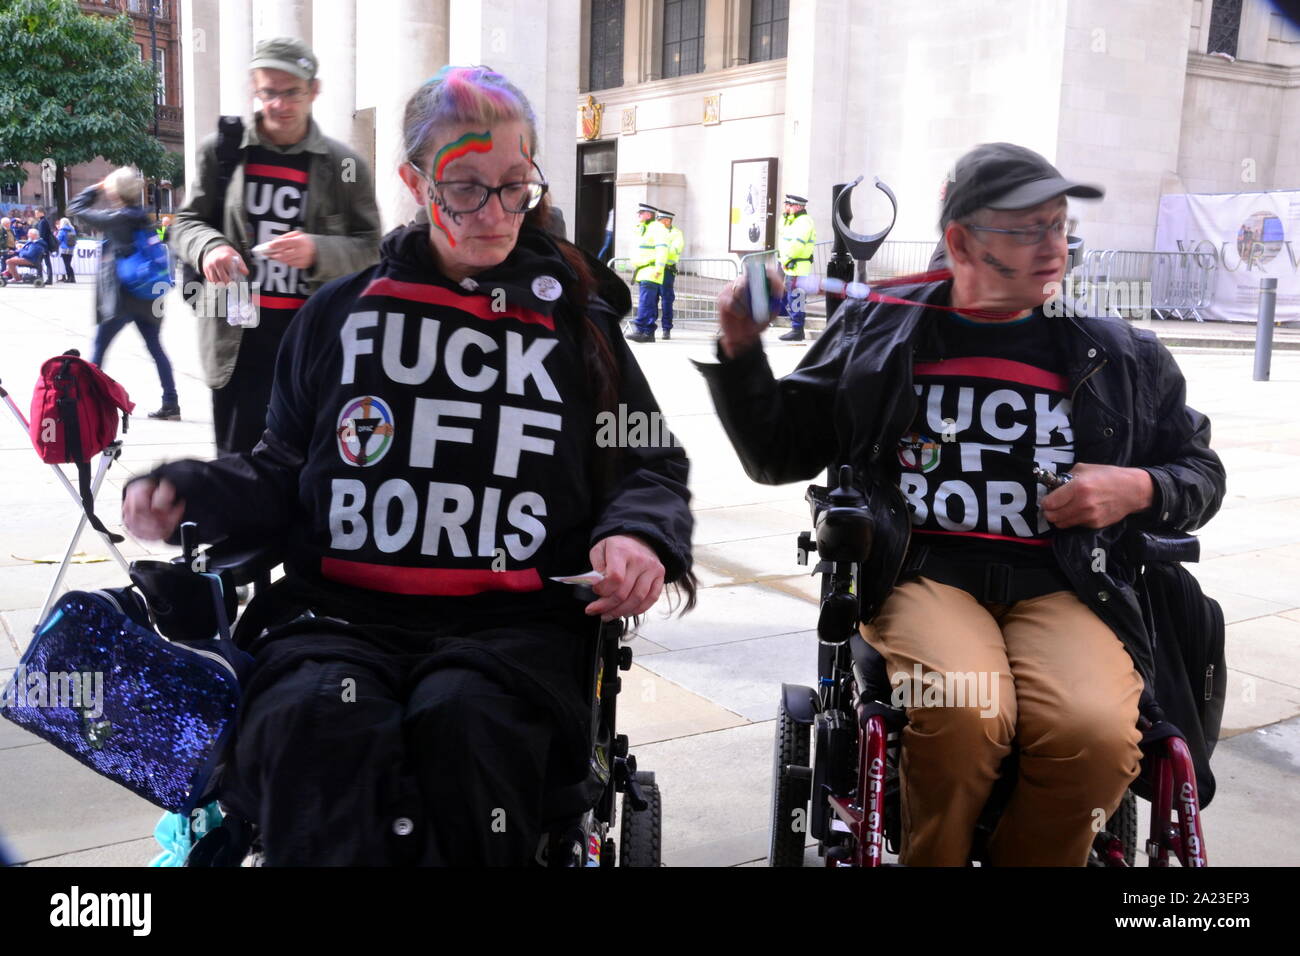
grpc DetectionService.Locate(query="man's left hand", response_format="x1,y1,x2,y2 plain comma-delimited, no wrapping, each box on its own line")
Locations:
260,230,316,269
585,534,665,621
1042,463,1154,529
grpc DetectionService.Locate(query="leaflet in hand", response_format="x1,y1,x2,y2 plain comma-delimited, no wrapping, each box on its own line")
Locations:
549,570,605,586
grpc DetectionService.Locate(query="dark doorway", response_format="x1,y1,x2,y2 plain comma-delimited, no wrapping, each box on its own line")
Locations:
576,141,617,260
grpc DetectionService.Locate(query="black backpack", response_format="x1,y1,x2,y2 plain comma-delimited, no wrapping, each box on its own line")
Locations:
1136,559,1227,807
180,116,245,310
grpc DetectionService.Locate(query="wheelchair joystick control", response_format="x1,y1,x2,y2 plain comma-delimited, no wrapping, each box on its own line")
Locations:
828,465,863,508
180,521,199,565
815,465,874,564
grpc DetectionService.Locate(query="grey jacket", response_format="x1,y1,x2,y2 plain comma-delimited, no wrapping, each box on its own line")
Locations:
171,112,381,389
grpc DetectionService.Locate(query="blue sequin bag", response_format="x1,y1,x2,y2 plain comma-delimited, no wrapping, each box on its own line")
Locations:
0,585,251,814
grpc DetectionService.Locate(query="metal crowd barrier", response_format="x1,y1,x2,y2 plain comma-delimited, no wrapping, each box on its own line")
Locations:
864,240,939,279
608,257,738,324
1073,249,1217,321
738,239,937,283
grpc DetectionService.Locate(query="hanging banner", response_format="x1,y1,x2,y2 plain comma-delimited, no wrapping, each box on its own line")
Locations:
1155,191,1300,323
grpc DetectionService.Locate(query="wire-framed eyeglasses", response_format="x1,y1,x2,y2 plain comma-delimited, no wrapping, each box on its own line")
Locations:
964,217,1068,246
254,87,310,105
409,162,549,215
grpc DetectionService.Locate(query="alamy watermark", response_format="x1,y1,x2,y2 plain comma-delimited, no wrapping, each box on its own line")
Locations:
889,664,999,718
1042,279,1152,318
2,667,104,719
594,404,682,449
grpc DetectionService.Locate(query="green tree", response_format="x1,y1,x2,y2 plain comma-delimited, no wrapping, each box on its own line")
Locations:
0,0,170,217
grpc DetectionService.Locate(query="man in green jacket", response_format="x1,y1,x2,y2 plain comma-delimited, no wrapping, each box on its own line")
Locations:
171,37,381,455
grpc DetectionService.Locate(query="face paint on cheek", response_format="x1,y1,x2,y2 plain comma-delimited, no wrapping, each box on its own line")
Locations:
429,192,459,247
981,251,1018,279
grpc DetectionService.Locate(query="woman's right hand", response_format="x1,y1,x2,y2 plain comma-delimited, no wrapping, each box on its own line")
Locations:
202,245,250,284
716,263,783,359
122,478,186,542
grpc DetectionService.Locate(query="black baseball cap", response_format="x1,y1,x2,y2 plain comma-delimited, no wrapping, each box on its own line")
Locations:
940,142,1103,228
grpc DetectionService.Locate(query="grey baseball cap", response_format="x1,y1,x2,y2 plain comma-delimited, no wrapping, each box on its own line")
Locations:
249,37,318,81
940,142,1102,228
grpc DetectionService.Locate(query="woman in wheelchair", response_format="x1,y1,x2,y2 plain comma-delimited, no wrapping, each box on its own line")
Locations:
701,143,1226,865
122,65,695,866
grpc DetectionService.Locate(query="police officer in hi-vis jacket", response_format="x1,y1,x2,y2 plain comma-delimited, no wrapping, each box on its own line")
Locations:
628,202,669,343
777,193,816,341
656,209,684,340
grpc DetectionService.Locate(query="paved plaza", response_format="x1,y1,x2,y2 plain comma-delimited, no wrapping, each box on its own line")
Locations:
1,281,1297,866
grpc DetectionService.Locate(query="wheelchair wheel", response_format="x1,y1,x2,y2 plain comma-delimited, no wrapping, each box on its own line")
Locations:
34,276,44,288
768,696,811,867
618,771,661,866
1109,789,1138,867
0,276,7,287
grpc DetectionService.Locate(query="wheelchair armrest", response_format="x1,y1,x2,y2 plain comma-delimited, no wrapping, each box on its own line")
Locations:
171,538,287,587
1132,531,1200,565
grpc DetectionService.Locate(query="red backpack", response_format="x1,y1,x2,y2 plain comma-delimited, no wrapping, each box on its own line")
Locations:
29,350,134,542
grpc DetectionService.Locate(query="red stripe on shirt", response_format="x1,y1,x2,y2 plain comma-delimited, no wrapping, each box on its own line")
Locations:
253,292,308,310
244,163,309,185
914,528,1051,546
913,357,1069,394
359,277,556,330
320,557,544,595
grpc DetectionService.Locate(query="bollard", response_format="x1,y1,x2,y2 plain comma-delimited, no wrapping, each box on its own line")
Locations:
1253,277,1277,382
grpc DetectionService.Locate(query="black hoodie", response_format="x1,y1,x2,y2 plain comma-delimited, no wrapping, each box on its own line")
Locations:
153,223,693,628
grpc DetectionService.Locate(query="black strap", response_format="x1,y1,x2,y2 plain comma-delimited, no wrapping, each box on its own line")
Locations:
181,116,245,295
906,548,1069,605
75,460,123,544
55,358,124,544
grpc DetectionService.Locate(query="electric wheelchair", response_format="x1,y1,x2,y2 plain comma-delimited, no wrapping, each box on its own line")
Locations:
769,466,1216,868
129,523,662,867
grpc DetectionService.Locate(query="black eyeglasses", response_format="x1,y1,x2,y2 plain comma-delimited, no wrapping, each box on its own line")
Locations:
964,217,1068,246
410,161,549,214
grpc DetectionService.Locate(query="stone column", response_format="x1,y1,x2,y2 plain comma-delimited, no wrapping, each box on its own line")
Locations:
219,0,253,116
704,0,747,72
448,1,581,233
180,0,222,202
312,0,360,153
364,0,449,230
253,0,312,44
782,0,869,235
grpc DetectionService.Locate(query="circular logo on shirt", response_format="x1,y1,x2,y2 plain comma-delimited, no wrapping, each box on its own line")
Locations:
898,432,941,473
337,396,395,467
531,275,562,302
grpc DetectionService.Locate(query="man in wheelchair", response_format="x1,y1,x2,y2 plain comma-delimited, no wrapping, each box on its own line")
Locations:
121,66,694,866
700,143,1226,866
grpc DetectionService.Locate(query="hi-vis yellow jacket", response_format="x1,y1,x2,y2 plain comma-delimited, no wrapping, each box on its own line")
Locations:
663,225,684,267
632,219,669,284
778,211,816,276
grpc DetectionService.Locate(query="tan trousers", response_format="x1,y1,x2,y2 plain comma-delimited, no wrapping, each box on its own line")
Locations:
861,577,1144,866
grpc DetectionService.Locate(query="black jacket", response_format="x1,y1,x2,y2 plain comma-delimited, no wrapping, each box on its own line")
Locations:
68,186,159,323
148,223,693,628
696,279,1226,686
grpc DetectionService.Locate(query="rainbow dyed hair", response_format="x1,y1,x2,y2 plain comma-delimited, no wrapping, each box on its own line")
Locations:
402,65,539,172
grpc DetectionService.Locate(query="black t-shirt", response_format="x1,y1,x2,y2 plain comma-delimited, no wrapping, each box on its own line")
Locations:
898,307,1075,571
243,145,312,331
